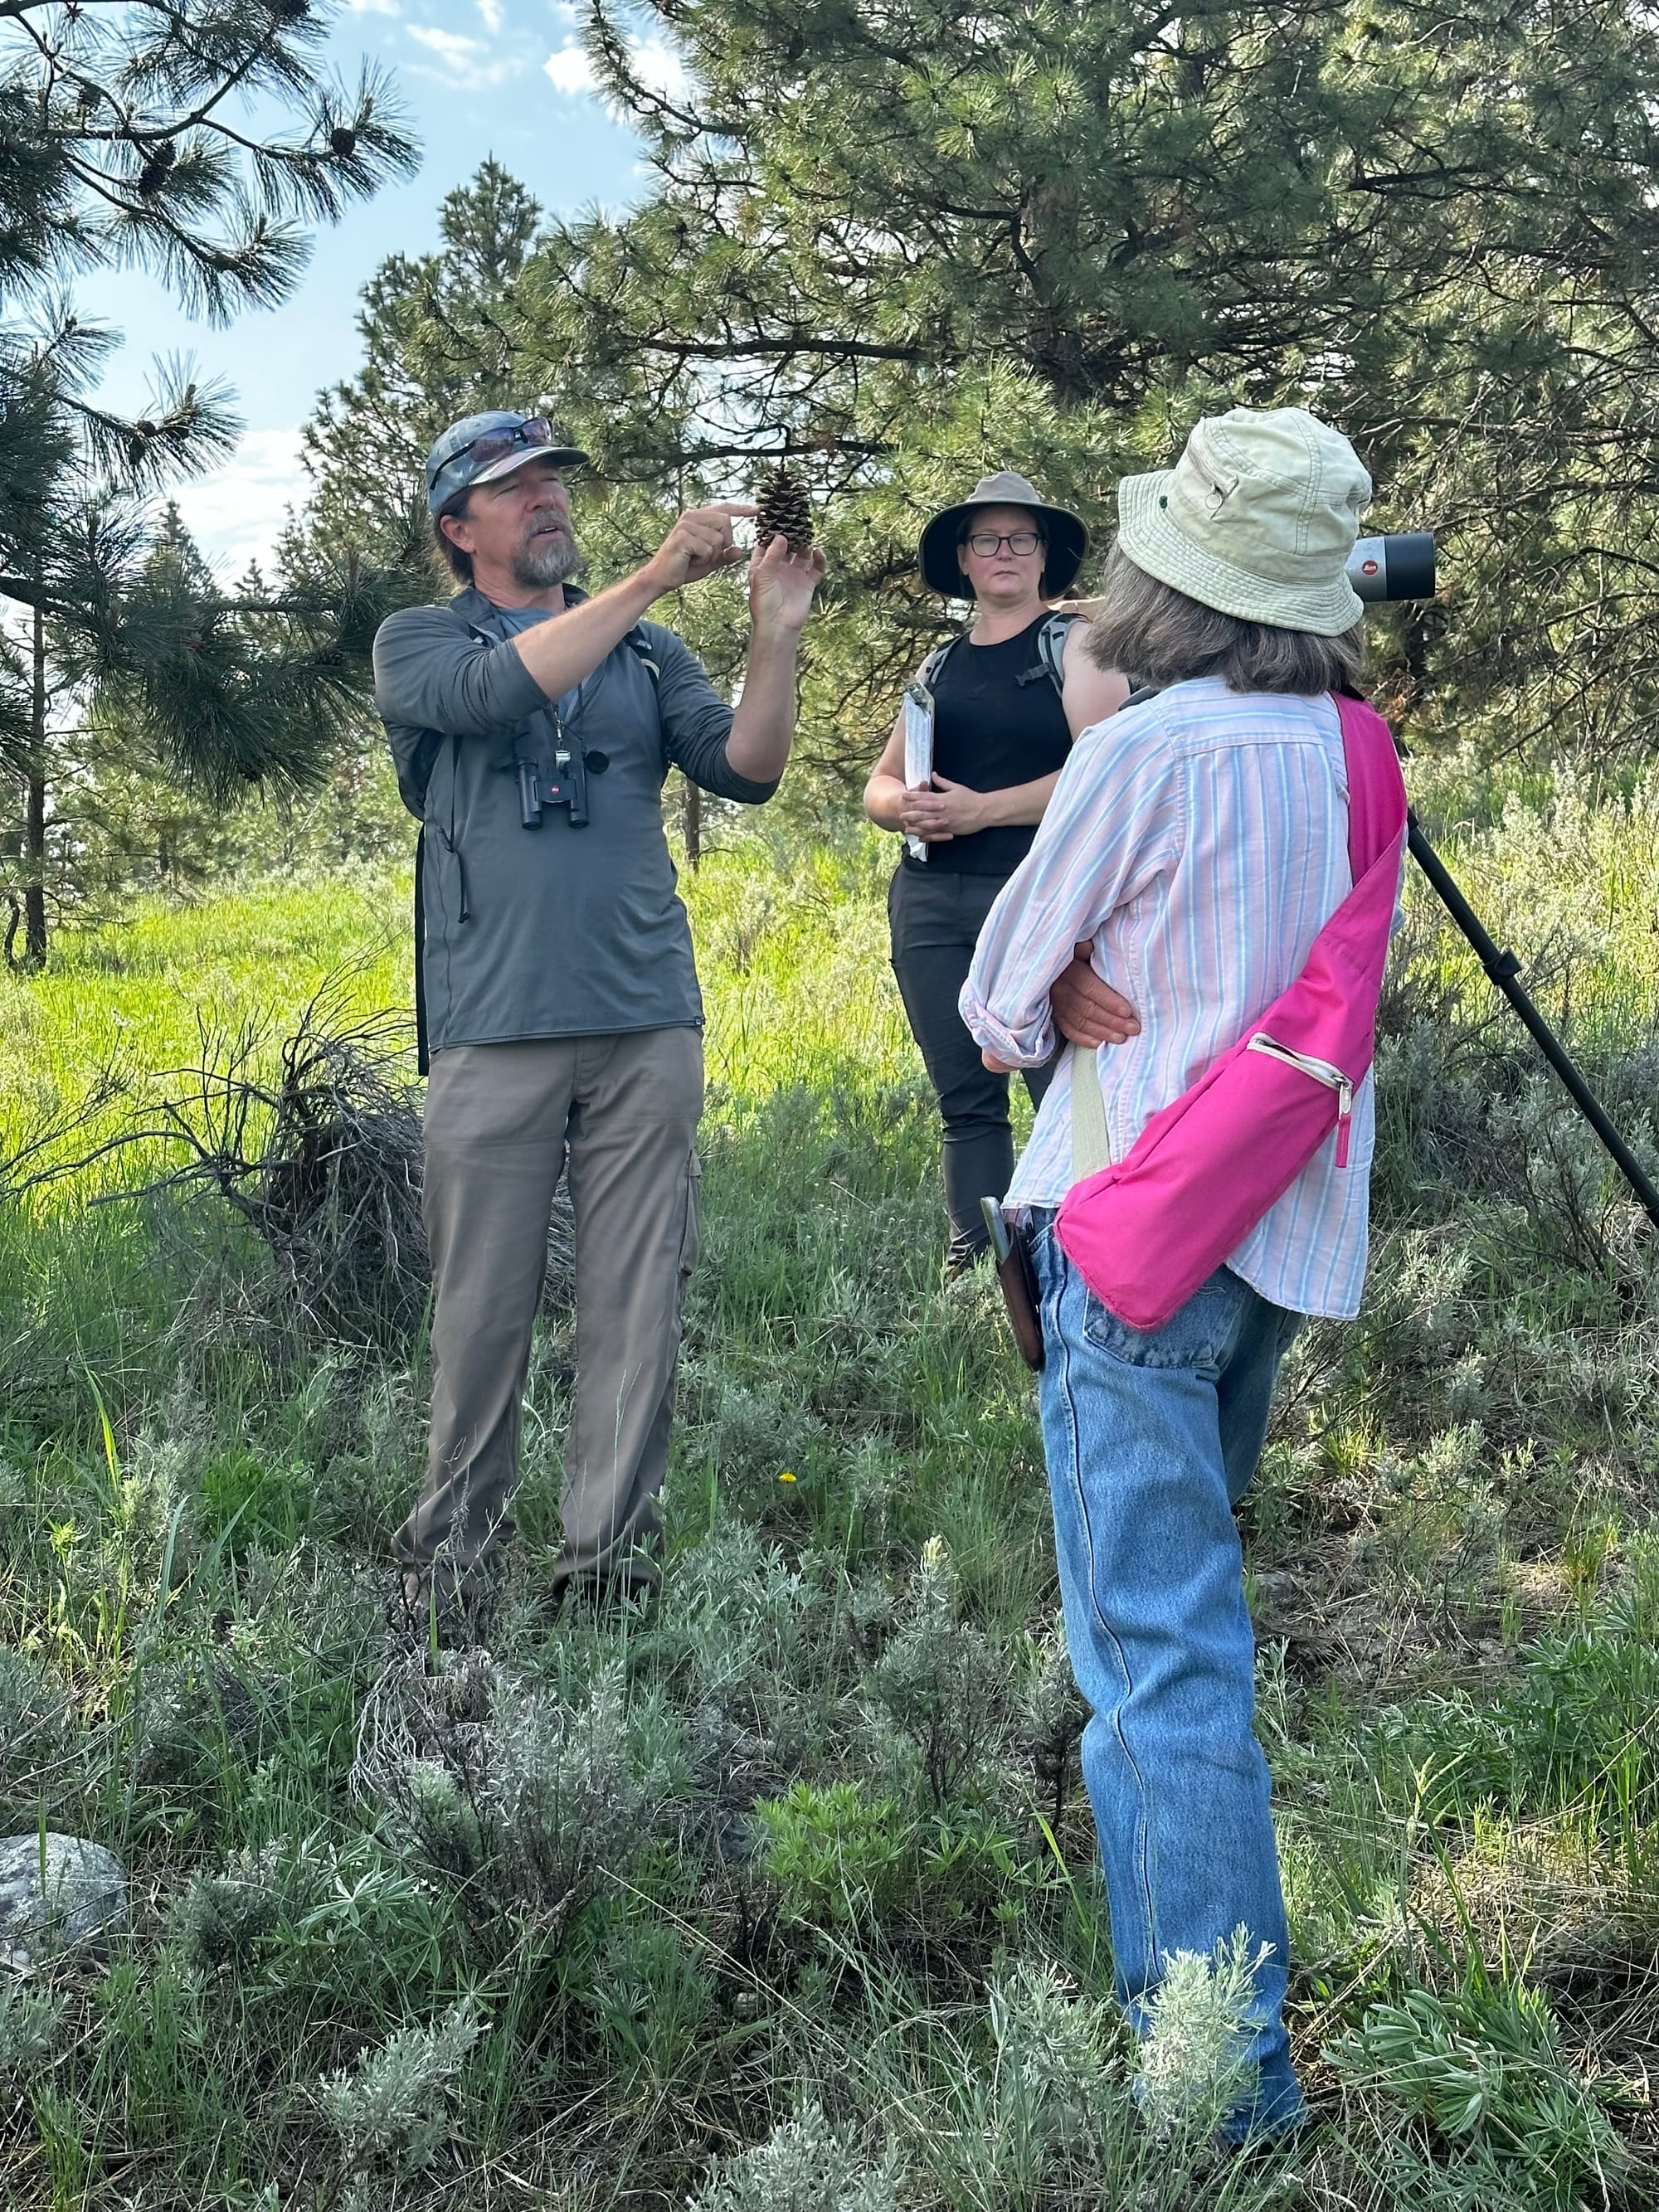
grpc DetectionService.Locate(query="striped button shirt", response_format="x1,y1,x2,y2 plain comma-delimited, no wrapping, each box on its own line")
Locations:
959,676,1391,1320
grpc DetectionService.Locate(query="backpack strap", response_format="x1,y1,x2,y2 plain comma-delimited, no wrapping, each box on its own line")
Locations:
916,635,960,697
1020,609,1082,693
412,730,464,1078
413,826,430,1077
1043,609,1080,688
624,625,661,685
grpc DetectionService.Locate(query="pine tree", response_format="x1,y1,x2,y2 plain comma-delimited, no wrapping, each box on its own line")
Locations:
0,0,420,962
302,2,1659,795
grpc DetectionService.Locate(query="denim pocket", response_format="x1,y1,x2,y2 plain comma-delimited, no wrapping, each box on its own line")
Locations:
1024,1214,1057,1267
1081,1268,1243,1373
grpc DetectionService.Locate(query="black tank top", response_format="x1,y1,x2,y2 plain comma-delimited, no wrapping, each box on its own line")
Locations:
902,614,1074,877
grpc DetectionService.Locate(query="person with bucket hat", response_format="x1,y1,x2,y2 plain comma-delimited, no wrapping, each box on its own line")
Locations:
372,409,825,1631
961,407,1401,2143
863,470,1131,1273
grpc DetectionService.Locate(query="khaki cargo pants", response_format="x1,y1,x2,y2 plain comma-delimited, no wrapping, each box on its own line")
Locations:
393,1027,703,1597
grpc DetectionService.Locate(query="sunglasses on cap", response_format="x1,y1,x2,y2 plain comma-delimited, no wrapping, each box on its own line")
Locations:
465,416,570,474
427,413,591,517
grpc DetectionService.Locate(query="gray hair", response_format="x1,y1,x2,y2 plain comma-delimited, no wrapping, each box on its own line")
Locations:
431,493,474,587
1086,540,1365,696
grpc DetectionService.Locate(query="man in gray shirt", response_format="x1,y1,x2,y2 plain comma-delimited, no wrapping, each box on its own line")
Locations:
374,410,825,1622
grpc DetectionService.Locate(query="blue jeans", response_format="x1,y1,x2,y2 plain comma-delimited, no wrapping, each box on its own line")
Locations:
1029,1213,1306,2141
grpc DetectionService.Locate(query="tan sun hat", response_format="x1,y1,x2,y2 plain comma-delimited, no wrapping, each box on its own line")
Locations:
918,469,1088,600
1116,407,1371,635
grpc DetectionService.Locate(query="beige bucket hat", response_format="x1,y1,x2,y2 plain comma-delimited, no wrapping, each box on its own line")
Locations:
1116,407,1371,635
918,469,1088,600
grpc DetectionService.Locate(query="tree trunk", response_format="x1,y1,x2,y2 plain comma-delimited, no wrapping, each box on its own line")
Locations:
24,600,47,966
683,775,703,871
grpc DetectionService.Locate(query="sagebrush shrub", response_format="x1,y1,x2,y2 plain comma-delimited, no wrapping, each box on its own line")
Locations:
862,1534,1007,1806
318,1998,481,2176
168,1842,284,1970
907,1958,1127,2206
365,1651,658,1937
688,2100,902,2212
1014,1607,1087,1825
1131,1928,1266,2141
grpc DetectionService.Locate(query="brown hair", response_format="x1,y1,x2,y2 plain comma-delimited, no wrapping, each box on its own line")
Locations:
431,493,474,587
1087,540,1365,696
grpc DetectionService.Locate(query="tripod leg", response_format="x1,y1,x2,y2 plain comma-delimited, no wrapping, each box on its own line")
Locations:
1407,814,1659,1232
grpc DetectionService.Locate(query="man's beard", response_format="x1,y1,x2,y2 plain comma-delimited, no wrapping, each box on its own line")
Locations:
511,524,587,589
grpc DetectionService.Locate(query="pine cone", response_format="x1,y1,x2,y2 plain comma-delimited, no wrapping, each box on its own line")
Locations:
755,463,813,556
137,140,175,196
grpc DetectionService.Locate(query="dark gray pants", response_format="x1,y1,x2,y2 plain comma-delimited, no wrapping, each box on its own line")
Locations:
888,865,1054,1258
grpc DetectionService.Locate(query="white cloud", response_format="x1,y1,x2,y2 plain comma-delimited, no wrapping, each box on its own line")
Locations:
343,0,401,12
168,428,309,584
543,33,688,103
407,25,483,63
543,41,596,95
406,23,519,86
627,36,689,101
476,0,505,27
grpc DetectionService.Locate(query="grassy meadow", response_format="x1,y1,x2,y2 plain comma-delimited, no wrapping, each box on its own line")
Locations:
1,788,1657,2210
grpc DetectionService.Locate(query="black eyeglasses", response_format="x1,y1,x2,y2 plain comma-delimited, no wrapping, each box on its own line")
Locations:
963,529,1043,557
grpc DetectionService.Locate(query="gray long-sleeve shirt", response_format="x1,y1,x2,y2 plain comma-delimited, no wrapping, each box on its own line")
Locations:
374,585,777,1051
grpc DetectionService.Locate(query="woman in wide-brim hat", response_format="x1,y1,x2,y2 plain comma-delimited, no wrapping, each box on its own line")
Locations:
864,471,1131,1274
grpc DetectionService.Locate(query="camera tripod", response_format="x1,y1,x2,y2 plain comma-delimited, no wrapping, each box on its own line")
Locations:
1405,815,1659,1230
1346,527,1659,1234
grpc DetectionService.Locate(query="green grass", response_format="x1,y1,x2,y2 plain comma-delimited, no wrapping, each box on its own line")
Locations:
1,801,1657,2210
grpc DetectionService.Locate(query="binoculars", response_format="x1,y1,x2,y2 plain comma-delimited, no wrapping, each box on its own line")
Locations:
518,746,589,829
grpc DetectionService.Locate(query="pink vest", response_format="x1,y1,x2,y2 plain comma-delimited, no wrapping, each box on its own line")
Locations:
1054,693,1408,1331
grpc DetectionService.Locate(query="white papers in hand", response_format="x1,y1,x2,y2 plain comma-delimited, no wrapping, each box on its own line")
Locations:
902,688,932,861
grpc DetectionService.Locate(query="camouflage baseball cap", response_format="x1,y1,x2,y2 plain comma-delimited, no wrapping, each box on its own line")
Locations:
425,411,589,518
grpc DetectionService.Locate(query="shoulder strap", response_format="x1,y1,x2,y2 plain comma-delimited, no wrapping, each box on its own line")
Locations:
1014,610,1082,692
1038,610,1082,693
1331,691,1404,873
413,825,430,1078
1071,1039,1114,1183
915,634,961,699
467,605,659,687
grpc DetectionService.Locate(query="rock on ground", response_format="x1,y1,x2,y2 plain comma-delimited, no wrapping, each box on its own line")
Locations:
0,1833,127,1971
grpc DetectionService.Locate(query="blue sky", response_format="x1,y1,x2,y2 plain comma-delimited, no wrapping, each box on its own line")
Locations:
90,0,659,577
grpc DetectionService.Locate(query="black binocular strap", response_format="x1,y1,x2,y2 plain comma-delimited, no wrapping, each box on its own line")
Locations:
413,824,429,1076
